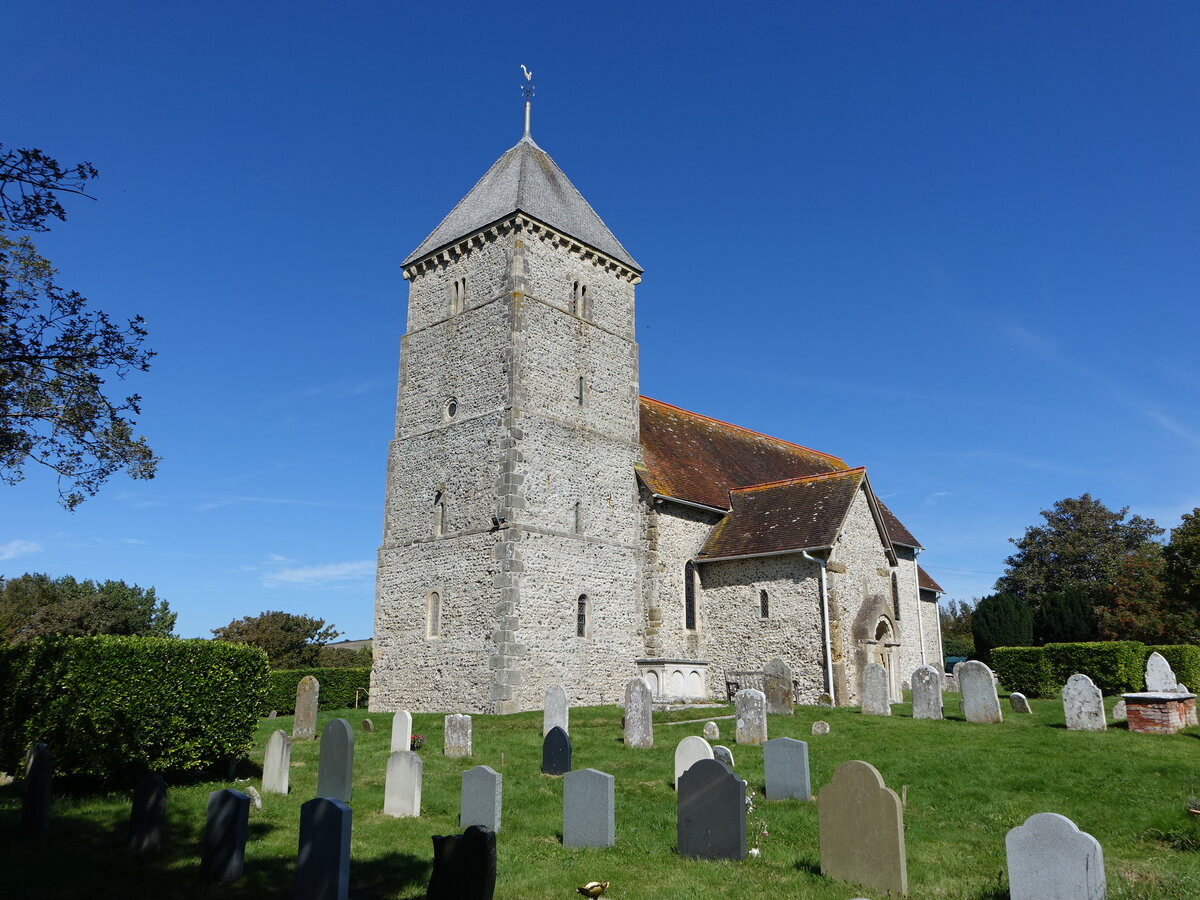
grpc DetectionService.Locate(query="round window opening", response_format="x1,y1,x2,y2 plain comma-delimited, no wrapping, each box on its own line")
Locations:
444,397,458,419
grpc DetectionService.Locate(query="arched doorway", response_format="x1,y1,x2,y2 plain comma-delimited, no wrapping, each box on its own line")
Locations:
875,616,899,701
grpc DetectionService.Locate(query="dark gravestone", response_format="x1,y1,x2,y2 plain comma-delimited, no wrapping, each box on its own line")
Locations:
129,773,167,852
21,743,52,838
763,657,795,715
296,797,352,900
200,789,250,882
677,758,746,860
541,725,572,776
427,825,497,900
316,718,355,802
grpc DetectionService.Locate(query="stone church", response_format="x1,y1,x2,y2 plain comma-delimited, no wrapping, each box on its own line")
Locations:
369,116,944,715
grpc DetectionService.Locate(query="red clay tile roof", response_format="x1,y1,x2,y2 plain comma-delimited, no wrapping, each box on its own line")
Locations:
695,469,866,561
638,397,848,510
917,565,944,594
878,500,922,549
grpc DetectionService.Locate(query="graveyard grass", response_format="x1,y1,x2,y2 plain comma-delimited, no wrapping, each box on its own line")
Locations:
2,697,1200,899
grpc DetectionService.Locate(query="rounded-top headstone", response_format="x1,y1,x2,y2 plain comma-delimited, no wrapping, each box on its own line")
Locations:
811,720,830,735
861,662,891,716
1145,651,1177,693
959,660,1003,724
390,710,413,753
702,721,719,740
1009,692,1032,714
1062,673,1106,732
763,658,795,715
543,683,570,736
674,735,715,786
1005,812,1106,900
910,664,943,720
734,689,767,745
624,677,654,749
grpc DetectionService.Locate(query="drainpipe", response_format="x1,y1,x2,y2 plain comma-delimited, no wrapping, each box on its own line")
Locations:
914,548,926,666
801,550,834,698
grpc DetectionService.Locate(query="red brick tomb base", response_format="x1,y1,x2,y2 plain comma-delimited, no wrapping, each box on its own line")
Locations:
1121,692,1197,734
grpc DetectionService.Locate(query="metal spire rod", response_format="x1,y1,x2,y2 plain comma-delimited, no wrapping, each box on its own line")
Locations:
520,65,535,138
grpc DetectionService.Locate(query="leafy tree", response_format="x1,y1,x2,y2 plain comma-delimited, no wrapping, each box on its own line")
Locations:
212,611,341,669
1,145,157,509
1033,587,1099,644
939,599,976,659
972,593,1033,663
0,572,176,643
1164,508,1200,631
317,642,373,668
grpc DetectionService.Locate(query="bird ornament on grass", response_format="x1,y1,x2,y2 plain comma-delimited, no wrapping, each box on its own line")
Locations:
576,880,610,898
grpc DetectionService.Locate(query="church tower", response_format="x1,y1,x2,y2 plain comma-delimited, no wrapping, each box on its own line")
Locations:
370,98,645,713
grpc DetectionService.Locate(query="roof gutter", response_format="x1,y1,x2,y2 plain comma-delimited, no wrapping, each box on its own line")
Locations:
802,550,835,701
693,544,833,565
651,493,728,515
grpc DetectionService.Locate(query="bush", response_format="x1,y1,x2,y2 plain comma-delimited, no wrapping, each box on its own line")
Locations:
991,646,1055,697
1042,641,1144,695
1144,645,1200,692
0,635,268,781
972,593,1033,662
265,667,371,714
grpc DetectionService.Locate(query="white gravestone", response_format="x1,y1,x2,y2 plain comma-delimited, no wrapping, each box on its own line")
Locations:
390,710,412,753
734,689,767,745
262,729,291,795
1111,699,1126,721
860,662,891,716
1144,651,1177,693
443,714,472,758
959,661,1003,724
1006,812,1106,900
674,736,715,787
383,750,422,818
623,678,654,749
910,665,943,720
1063,674,1106,732
543,683,569,736
1009,692,1032,714
702,721,719,740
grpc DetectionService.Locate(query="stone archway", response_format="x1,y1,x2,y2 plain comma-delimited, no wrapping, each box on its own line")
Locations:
875,617,900,701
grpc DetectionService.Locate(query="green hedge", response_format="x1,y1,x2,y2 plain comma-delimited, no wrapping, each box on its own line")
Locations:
0,635,268,780
265,667,371,714
991,647,1056,698
1042,641,1144,695
1145,645,1200,692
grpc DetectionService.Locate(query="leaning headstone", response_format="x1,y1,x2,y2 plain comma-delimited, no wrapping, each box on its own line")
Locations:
427,825,496,900
361,718,375,733
262,729,291,795
811,720,830,735
391,710,413,752
910,664,943,720
959,660,1003,723
296,797,352,900
624,677,654,748
674,735,715,787
384,750,422,818
1010,692,1032,714
818,760,907,896
1112,699,1127,721
21,742,52,837
543,683,569,736
129,773,166,852
541,725,572,776
200,789,250,882
734,688,767,745
316,718,355,802
763,658,795,715
712,745,735,768
952,660,966,683
245,785,262,810
702,721,719,740
677,758,746,860
763,737,811,801
444,713,473,758
1006,812,1106,900
294,675,319,741
563,768,615,848
861,662,891,716
1063,673,1106,732
817,692,834,708
1145,651,1177,693
461,765,502,832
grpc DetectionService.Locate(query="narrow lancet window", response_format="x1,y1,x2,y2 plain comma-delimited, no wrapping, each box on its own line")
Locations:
684,561,697,630
576,594,588,637
576,375,586,406
891,572,901,620
573,500,583,534
759,589,770,618
427,590,441,638
433,491,446,536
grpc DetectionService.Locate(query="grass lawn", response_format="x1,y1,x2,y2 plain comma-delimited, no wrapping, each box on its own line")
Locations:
2,695,1199,899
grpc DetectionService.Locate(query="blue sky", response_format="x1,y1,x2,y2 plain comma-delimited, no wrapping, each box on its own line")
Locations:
5,2,1198,640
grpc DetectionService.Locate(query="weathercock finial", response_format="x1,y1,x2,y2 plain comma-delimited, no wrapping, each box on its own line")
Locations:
520,65,535,139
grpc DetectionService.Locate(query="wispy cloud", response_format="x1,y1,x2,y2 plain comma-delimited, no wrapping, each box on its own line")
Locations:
199,496,365,512
0,539,42,561
263,560,374,588
924,491,952,506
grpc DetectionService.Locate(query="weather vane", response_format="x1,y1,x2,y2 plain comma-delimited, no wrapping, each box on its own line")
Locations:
521,65,535,138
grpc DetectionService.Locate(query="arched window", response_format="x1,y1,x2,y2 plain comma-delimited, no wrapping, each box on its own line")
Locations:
576,594,588,637
580,284,589,320
450,277,467,315
759,589,769,618
576,375,586,406
427,590,441,638
684,561,697,630
433,491,446,536
569,280,580,315
573,500,583,534
891,572,901,620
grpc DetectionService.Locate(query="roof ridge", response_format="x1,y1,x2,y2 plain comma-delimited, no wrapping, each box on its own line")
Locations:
729,466,866,495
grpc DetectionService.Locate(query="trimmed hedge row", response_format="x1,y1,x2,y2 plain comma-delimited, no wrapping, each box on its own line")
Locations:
0,635,268,780
265,667,371,714
1146,644,1200,692
989,647,1055,698
991,641,1200,697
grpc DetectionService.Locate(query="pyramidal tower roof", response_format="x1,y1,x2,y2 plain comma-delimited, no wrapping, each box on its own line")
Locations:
404,134,641,271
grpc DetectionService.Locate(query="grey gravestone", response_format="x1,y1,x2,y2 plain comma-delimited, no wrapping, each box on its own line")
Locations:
860,662,891,716
812,720,830,735
316,718,355,802
677,758,746,860
702,721,719,740
1010,692,1032,714
21,742,52,837
763,658,795,715
952,660,966,683
1112,699,1127,721
818,760,907,896
543,683,569,736
911,664,943,720
763,737,811,801
735,688,767,745
391,710,413,752
200,789,250,882
384,750,422,818
624,677,654,748
428,825,496,900
296,797,351,900
1145,651,1177,692
268,710,278,719
1063,674,1106,732
245,785,262,810
713,745,735,768
541,725,572,776
959,660,1003,724
1006,812,1106,900
674,735,715,787
294,675,319,741
361,718,375,732
444,713,473,758
817,692,834,707
129,773,166,852
263,729,291,795
563,767,615,848
461,765,502,832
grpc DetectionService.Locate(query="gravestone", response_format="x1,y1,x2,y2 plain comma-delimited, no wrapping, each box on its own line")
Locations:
296,797,352,900
268,710,278,718
702,721,719,740
818,760,907,896
712,745,735,768
860,662,891,716
294,675,320,741
444,714,473,758
677,758,746,860
246,786,262,810
1112,699,1127,721
952,660,966,683
959,660,1003,724
384,750,422,818
316,718,355,802
817,692,834,707
1010,692,1032,714
763,658,794,715
674,735,715,787
21,742,52,837
735,688,767,745
1006,812,1106,900
200,789,250,882
427,825,496,900
543,683,569,736
812,720,830,735
262,729,291,795
563,768,615,848
911,664,943,720
1063,674,1106,731
361,718,375,733
624,677,654,748
391,710,413,752
541,725,572,776
763,737,811,801
1145,651,1177,692
129,773,166,852
461,765,502,832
